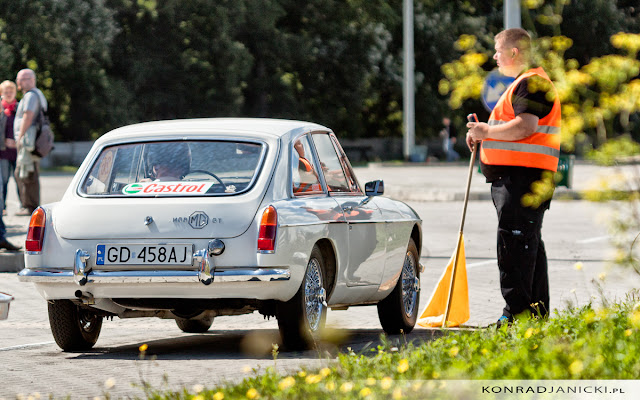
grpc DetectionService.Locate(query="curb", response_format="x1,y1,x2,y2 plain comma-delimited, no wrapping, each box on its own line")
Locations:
0,252,24,272
386,187,584,203
385,189,491,202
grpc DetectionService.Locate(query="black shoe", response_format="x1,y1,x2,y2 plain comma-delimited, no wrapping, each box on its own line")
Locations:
0,239,21,251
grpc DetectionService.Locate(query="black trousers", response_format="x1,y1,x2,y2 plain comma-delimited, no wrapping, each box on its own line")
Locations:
491,174,551,319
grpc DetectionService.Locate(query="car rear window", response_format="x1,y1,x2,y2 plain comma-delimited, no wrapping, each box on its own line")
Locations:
79,140,265,197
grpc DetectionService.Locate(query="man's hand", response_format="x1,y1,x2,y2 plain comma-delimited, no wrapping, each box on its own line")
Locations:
465,114,540,152
18,110,35,142
5,138,16,149
465,122,490,151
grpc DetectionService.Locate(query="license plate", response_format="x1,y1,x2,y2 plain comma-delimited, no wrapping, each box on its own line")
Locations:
96,244,193,266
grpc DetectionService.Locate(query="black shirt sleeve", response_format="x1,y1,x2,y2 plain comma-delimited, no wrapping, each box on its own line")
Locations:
511,76,555,119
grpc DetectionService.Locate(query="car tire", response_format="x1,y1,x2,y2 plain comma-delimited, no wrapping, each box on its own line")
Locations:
48,300,103,351
377,238,420,334
175,315,214,333
277,245,327,350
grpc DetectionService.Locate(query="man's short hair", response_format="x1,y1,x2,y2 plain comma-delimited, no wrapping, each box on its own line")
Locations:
495,28,531,56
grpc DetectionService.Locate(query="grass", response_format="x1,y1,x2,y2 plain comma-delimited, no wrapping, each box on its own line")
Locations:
134,291,640,399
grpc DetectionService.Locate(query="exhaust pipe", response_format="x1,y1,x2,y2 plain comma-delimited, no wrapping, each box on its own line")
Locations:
74,290,95,305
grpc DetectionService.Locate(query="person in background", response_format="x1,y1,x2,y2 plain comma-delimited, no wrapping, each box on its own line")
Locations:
0,96,20,251
0,80,18,216
440,117,460,162
14,69,47,216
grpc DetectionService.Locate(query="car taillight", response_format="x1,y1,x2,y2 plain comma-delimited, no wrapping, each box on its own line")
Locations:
257,206,277,252
26,207,46,253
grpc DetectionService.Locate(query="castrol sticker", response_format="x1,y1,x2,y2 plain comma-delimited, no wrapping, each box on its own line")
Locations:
122,181,214,196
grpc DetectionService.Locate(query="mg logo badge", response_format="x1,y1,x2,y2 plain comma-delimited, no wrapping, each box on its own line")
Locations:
189,211,209,229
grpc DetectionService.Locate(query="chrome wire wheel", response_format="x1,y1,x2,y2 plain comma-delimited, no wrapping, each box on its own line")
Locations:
401,249,418,318
304,258,325,332
377,238,419,335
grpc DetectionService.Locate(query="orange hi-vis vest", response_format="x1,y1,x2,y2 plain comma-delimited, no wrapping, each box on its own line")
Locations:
480,67,561,172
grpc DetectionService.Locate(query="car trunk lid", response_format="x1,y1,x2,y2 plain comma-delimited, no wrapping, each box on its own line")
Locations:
54,196,263,239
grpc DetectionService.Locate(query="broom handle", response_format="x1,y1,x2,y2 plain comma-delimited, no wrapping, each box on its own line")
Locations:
443,114,479,327
442,233,463,327
442,145,477,327
458,143,478,234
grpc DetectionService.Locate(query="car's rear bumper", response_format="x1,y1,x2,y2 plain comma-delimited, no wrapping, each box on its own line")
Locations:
18,267,291,284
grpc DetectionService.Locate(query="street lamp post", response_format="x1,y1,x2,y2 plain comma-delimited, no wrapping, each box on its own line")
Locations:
403,0,415,161
504,0,522,29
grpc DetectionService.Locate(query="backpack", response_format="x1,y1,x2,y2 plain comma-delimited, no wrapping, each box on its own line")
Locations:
29,90,54,158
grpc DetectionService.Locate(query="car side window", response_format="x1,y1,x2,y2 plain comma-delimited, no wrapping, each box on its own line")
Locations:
311,133,350,193
330,135,361,193
83,144,139,195
292,135,323,195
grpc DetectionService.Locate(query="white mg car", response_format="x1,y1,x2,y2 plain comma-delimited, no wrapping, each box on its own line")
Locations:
19,118,423,351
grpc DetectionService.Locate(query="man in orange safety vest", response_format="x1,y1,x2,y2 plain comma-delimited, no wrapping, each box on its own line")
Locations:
466,28,560,327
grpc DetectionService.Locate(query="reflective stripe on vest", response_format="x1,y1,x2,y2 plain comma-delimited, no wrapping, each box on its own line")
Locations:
482,141,560,157
487,120,560,135
481,67,561,172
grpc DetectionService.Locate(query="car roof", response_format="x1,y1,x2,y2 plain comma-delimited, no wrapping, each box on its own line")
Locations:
98,118,330,144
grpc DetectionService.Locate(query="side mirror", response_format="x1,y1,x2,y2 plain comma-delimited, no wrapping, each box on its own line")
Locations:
364,180,384,196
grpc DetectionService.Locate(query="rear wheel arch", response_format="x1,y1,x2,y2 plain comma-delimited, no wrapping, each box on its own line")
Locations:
410,224,422,257
315,238,337,301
